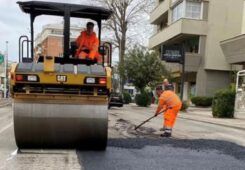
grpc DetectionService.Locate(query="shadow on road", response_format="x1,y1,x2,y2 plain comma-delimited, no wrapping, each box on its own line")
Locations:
78,137,245,159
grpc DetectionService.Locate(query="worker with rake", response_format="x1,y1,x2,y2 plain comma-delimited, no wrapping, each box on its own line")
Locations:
155,85,182,137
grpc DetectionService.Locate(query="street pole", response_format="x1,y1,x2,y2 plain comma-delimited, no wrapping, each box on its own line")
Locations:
180,44,185,101
4,41,8,98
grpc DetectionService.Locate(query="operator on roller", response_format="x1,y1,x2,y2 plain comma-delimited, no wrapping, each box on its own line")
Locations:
154,85,182,137
76,22,101,62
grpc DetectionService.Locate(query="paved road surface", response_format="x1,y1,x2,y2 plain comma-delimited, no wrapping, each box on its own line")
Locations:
0,104,245,170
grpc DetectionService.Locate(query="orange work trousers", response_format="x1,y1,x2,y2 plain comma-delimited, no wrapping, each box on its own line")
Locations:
163,104,182,129
78,51,102,63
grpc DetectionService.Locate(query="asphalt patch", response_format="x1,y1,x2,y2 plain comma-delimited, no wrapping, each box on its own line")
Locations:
78,139,245,170
107,138,245,160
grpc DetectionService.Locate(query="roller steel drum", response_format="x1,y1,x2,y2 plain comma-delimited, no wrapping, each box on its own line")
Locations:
13,101,108,149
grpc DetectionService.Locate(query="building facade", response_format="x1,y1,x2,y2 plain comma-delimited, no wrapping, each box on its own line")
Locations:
35,23,83,57
149,0,245,98
0,60,16,98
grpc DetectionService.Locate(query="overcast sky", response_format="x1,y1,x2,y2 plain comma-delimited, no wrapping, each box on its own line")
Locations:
0,0,152,63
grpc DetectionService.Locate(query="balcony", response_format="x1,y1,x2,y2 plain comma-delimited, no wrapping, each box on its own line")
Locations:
165,52,202,73
220,34,245,64
149,18,208,49
150,0,170,24
185,53,202,72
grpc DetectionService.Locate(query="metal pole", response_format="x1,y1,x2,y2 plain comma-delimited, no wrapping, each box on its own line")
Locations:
63,7,70,62
4,41,8,98
180,44,185,101
30,12,35,61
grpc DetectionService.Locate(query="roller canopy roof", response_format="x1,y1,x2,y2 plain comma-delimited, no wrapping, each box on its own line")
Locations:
17,1,112,20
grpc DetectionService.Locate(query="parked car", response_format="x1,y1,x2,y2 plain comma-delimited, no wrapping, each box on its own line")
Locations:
108,92,123,109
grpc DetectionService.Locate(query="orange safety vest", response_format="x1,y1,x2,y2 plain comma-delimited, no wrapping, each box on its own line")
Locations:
158,90,182,109
76,31,99,59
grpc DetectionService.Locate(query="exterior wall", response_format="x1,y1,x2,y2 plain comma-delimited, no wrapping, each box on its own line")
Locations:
196,68,231,96
204,0,244,71
39,36,77,57
242,1,245,34
47,36,63,57
220,34,245,64
202,1,209,21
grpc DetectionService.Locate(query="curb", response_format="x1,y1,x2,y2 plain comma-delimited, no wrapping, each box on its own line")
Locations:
0,99,12,108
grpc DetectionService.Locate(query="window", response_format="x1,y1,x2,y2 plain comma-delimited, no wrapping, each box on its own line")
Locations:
184,36,200,53
172,2,184,22
186,1,201,19
172,0,202,22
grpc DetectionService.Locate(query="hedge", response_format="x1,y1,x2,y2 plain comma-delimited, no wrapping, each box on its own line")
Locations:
191,96,213,107
123,92,132,104
212,88,236,118
181,101,189,111
135,91,151,107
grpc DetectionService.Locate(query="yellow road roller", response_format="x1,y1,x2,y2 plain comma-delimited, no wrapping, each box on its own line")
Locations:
10,1,113,149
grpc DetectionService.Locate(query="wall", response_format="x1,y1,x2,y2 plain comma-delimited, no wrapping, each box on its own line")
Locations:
205,0,244,71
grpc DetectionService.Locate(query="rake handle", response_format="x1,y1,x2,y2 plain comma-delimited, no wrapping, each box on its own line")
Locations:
134,109,167,130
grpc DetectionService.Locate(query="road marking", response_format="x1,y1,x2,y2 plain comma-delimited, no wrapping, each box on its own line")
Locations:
6,149,18,161
0,123,13,134
0,113,11,121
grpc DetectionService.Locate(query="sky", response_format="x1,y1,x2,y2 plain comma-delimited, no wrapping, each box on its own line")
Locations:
0,0,89,62
0,0,152,63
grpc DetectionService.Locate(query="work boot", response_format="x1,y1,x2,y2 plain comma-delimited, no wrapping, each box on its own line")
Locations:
160,132,171,138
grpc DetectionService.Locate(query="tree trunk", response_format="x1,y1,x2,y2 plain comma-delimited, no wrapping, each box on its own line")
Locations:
119,29,126,93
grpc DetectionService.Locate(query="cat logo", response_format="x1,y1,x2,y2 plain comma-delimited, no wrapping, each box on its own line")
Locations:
57,75,67,82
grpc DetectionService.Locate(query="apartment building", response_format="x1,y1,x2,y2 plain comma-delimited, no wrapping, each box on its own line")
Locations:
149,0,245,98
220,0,245,70
35,23,83,57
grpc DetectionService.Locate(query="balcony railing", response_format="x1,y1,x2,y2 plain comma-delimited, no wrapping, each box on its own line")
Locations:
164,52,202,73
149,18,207,48
150,0,170,24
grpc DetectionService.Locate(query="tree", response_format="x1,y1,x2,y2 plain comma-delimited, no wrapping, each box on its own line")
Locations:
91,0,155,91
111,66,120,92
122,46,168,93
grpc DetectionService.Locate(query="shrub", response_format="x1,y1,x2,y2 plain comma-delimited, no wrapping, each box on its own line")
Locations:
212,88,236,118
123,92,132,104
135,91,151,107
191,96,213,107
181,101,189,111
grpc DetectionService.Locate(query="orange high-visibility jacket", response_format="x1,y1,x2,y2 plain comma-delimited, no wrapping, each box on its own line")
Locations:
157,90,182,113
76,31,99,56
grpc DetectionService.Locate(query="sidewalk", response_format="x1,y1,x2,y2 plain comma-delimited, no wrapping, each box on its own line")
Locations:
181,106,245,130
149,104,245,130
0,98,12,108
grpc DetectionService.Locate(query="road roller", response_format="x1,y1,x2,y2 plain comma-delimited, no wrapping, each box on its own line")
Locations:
10,1,113,149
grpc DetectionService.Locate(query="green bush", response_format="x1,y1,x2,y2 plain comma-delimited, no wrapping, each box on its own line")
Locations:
212,88,236,118
123,92,132,104
135,91,151,107
191,96,213,107
181,101,189,111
